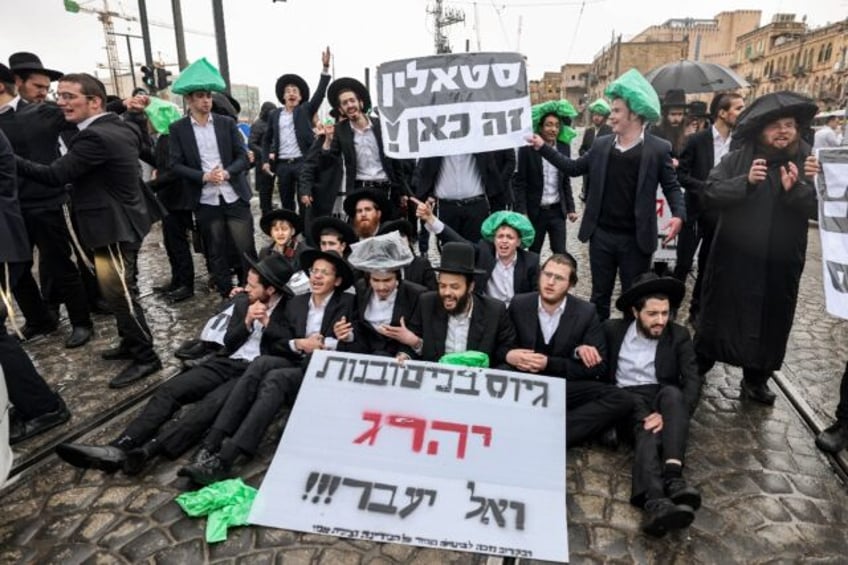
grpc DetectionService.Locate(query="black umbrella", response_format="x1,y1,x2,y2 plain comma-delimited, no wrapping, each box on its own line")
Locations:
645,60,749,95
733,91,818,140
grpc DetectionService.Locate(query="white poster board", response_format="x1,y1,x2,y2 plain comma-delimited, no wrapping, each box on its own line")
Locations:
250,351,568,562
815,147,848,320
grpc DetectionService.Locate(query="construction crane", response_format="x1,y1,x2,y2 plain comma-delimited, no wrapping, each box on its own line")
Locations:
428,0,466,54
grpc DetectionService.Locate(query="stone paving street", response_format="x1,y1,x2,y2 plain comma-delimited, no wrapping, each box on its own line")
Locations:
3,169,848,563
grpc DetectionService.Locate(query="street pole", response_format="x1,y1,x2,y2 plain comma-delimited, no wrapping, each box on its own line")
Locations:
125,35,137,89
211,0,231,91
171,0,189,69
137,0,154,66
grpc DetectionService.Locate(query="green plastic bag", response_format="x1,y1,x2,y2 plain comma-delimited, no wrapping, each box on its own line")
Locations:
171,57,227,95
480,211,535,249
531,100,578,144
175,478,257,543
604,68,661,122
439,351,490,368
144,97,182,134
588,98,611,116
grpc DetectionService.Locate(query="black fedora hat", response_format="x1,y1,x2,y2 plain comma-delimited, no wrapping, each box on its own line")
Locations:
8,52,63,81
615,272,684,312
733,90,818,141
343,188,389,218
328,77,371,112
244,253,295,293
688,100,708,119
433,242,485,276
0,64,15,84
377,219,415,241
275,74,309,105
300,249,355,291
661,89,687,109
211,91,241,118
310,216,356,248
260,209,303,236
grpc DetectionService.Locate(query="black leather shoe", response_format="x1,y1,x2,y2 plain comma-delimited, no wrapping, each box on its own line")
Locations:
597,427,619,450
108,359,162,389
642,498,695,537
90,298,112,315
152,282,176,294
174,339,210,360
179,454,231,486
740,379,776,406
55,443,127,472
166,285,194,303
64,326,93,349
101,344,133,361
18,317,59,342
816,421,848,454
665,478,702,511
9,399,70,444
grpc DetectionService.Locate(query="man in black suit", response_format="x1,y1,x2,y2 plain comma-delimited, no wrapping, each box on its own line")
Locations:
578,99,613,202
8,52,59,104
55,255,295,474
604,273,702,537
0,128,70,444
261,49,331,212
376,219,437,290
398,242,516,366
529,71,685,320
676,92,744,323
15,73,160,388
514,109,578,254
506,253,631,447
170,86,257,298
249,101,277,216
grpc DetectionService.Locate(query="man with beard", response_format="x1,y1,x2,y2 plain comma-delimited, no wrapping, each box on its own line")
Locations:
578,98,613,202
343,189,387,240
676,92,744,324
652,89,688,160
8,52,59,104
695,91,820,405
398,242,516,366
506,254,632,447
604,273,702,537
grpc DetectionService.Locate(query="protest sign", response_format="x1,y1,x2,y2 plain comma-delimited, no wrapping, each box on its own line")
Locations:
655,188,678,263
816,147,848,319
376,52,532,158
250,351,568,562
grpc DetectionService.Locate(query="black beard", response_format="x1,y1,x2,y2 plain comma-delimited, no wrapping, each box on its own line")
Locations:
635,317,662,340
442,291,471,315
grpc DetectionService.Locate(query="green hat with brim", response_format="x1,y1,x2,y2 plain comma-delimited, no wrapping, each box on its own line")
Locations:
439,351,490,368
171,57,227,95
604,69,661,122
144,97,182,134
480,211,535,249
532,100,579,144
588,98,611,116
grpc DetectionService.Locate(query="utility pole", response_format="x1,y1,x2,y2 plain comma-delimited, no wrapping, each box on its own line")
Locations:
613,34,622,78
427,0,465,54
171,0,188,69
137,0,154,70
211,0,230,90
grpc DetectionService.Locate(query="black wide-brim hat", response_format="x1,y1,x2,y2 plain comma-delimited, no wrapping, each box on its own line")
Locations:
733,90,818,141
300,249,355,292
377,219,415,241
260,209,303,236
328,77,371,112
343,189,389,218
8,52,63,81
244,253,295,293
433,242,485,276
212,92,241,118
615,272,684,312
275,74,309,105
661,88,687,109
688,100,708,118
310,216,357,247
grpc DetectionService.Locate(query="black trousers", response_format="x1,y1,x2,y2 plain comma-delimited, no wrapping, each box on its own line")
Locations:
624,384,689,506
837,361,848,423
274,159,303,212
566,379,633,447
255,167,276,217
689,215,716,318
209,355,302,457
121,356,249,447
589,227,652,321
161,209,195,289
196,199,257,296
438,196,489,243
672,220,698,283
530,206,567,254
92,242,156,363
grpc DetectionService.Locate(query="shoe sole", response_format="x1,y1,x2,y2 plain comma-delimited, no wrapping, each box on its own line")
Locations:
9,413,71,445
670,490,702,511
643,506,695,537
55,445,124,472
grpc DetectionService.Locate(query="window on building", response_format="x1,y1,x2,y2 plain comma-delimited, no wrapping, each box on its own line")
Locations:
825,43,833,61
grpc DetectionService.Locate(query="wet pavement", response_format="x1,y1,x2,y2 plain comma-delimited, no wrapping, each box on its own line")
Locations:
3,177,848,563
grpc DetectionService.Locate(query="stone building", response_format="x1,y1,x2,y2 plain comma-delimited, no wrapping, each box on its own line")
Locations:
585,38,688,102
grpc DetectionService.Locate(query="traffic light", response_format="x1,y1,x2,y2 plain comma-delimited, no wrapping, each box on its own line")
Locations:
156,67,172,91
141,65,156,90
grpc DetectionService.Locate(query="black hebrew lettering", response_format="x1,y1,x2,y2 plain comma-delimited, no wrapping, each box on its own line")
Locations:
314,355,348,381
303,472,342,504
486,373,508,398
366,483,399,514
826,260,848,293
429,367,454,392
399,364,425,389
464,481,526,530
482,111,507,136
209,311,231,331
453,369,480,396
529,379,549,407
420,116,449,142
398,487,437,519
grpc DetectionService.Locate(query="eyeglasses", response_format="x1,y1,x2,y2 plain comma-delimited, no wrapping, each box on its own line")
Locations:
309,267,335,277
56,92,94,101
540,270,568,283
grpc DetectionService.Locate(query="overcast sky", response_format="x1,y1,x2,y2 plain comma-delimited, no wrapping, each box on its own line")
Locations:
2,0,846,108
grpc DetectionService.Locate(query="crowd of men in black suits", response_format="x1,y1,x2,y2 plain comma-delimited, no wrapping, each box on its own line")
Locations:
2,49,845,538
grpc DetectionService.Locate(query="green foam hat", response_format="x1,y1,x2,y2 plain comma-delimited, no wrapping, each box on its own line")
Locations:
480,211,536,249
439,351,490,368
171,57,227,95
588,98,611,116
604,68,661,122
532,100,579,144
144,97,182,134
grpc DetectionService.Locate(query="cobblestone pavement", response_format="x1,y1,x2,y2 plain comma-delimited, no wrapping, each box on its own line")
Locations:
3,174,848,563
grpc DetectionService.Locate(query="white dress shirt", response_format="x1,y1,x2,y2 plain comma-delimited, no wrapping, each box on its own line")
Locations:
352,121,388,181
712,125,732,166
445,299,473,354
538,297,566,344
289,293,352,353
229,295,282,362
435,153,485,200
0,95,21,114
192,114,239,206
486,255,516,306
614,129,645,152
77,112,107,131
365,288,397,330
615,321,660,388
276,109,302,158
540,150,561,206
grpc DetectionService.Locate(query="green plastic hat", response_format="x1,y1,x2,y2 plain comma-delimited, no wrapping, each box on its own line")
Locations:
144,97,182,134
171,57,227,95
532,100,578,144
480,211,536,249
439,351,490,368
175,478,257,543
604,68,661,122
588,98,611,116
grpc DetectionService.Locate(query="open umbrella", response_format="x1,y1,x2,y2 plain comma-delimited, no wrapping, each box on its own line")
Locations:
645,60,749,95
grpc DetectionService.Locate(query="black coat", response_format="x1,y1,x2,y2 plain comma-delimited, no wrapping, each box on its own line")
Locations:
149,134,194,211
262,73,329,161
538,133,686,255
281,289,358,362
677,127,716,223
221,292,292,358
513,142,575,218
405,292,516,366
298,133,343,217
354,279,426,356
0,130,30,264
403,255,437,291
15,113,151,249
507,292,608,381
168,114,252,206
578,124,613,156
695,141,816,371
414,151,514,210
604,318,701,417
